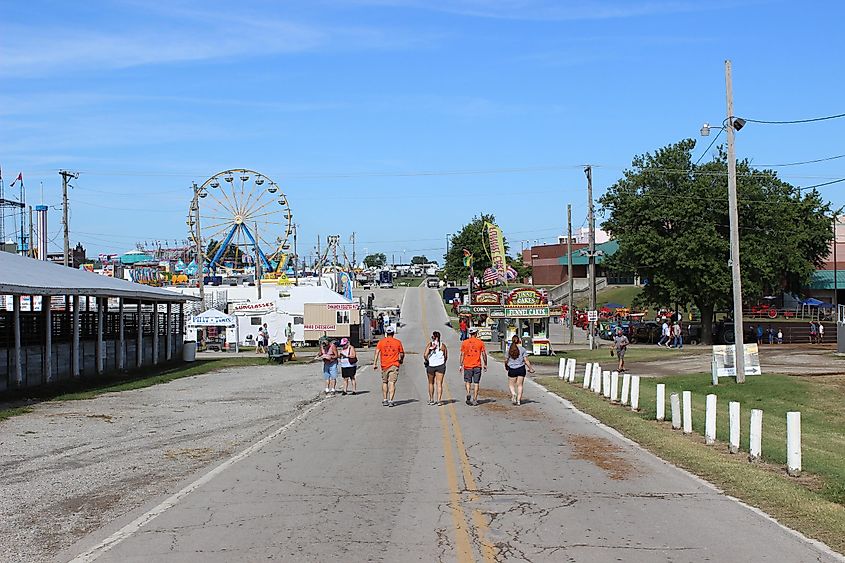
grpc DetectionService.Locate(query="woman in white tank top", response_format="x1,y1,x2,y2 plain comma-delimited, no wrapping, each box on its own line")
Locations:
424,331,448,406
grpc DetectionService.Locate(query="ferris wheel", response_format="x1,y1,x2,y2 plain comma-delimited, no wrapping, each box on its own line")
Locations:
187,169,292,272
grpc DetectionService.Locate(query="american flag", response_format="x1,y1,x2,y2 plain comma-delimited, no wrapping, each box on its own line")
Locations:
482,267,499,286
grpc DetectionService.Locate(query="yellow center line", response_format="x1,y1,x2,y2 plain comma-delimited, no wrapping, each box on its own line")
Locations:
419,288,496,563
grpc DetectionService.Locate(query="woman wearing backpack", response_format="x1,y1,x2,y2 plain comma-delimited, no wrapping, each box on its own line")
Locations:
424,331,448,405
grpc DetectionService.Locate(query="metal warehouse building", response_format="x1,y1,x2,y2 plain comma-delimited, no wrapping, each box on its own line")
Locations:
0,252,196,392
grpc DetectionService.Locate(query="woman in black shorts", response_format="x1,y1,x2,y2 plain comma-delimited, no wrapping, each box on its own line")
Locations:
424,331,448,406
504,335,534,405
339,338,358,395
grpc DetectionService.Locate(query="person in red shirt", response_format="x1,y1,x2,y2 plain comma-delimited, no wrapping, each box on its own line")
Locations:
459,317,468,341
373,327,405,407
459,326,487,406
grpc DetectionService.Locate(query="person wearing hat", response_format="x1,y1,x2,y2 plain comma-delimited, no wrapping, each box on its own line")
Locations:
338,337,358,396
459,325,487,406
374,327,405,407
612,326,629,372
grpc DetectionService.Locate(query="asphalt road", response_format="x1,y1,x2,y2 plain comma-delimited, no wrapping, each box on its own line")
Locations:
61,287,841,562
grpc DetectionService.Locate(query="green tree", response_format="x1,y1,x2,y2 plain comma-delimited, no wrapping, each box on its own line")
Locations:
364,252,387,268
444,214,524,284
411,255,428,265
599,139,832,344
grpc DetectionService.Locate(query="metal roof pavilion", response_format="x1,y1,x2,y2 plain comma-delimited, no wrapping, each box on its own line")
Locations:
0,251,195,301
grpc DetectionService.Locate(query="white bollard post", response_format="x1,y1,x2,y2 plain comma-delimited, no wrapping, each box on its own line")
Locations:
602,371,611,398
705,394,717,445
670,392,681,430
593,365,602,394
558,358,566,379
582,362,592,389
728,401,740,453
682,391,693,434
621,372,631,406
630,376,640,411
749,409,763,462
786,412,801,476
656,383,666,421
567,358,577,383
610,371,620,402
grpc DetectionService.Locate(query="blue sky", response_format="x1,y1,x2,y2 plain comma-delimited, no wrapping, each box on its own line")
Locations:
2,0,844,264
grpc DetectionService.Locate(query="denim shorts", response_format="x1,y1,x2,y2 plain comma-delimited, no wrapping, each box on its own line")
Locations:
323,362,338,380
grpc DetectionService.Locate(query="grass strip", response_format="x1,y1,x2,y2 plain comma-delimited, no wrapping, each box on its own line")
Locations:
538,376,845,555
0,357,269,420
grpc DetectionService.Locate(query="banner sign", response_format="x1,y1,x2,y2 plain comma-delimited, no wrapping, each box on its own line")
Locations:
506,288,546,306
304,323,337,331
485,221,508,284
472,290,502,305
326,303,359,311
458,305,496,315
712,344,762,377
232,301,276,314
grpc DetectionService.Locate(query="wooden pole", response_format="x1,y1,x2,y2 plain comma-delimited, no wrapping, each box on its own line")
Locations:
118,298,125,370
166,302,173,361
567,204,574,344
95,297,104,374
152,302,160,365
136,300,143,369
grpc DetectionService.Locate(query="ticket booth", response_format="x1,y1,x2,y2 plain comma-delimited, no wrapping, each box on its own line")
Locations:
494,288,554,355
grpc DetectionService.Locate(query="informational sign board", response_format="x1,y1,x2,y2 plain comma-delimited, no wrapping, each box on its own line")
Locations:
587,310,599,322
304,323,336,331
326,303,359,311
712,344,762,377
232,301,276,314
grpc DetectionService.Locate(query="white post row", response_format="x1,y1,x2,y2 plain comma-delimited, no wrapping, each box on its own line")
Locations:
786,411,801,476
621,372,631,406
610,371,619,402
558,358,567,379
630,376,640,411
670,392,681,430
682,391,692,434
567,358,577,383
705,394,717,445
749,409,763,461
656,383,666,421
602,371,611,398
729,401,741,453
582,362,592,389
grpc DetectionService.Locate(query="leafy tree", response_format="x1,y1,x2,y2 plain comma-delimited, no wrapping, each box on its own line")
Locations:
599,139,832,344
444,214,524,284
364,252,387,268
411,255,428,265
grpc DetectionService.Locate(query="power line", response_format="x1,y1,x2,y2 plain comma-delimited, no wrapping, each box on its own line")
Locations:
756,152,845,168
694,128,724,165
744,112,845,125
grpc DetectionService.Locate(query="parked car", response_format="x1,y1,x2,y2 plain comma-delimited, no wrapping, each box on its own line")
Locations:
426,277,440,288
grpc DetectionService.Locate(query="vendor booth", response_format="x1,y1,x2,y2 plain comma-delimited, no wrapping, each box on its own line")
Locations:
187,308,239,352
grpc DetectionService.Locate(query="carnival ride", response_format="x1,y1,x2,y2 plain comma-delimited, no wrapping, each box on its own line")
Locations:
187,169,292,278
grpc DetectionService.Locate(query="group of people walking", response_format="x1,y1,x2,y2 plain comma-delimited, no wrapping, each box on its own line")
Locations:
320,327,535,408
657,320,684,349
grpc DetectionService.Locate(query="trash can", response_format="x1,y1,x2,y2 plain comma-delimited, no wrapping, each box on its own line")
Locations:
183,341,197,362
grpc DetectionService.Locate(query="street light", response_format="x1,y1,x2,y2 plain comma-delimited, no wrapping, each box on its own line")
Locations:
699,59,746,382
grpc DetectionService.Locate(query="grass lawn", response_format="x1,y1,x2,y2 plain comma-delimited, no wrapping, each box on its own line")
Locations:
394,276,424,287
575,285,643,309
0,356,269,420
492,346,699,365
539,374,845,554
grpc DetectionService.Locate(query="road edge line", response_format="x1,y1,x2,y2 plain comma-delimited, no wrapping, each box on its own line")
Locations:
526,378,845,562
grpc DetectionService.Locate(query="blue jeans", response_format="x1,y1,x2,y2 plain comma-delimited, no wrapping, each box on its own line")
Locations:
323,362,338,380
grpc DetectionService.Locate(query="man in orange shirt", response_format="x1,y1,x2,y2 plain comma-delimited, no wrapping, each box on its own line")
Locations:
373,327,405,407
460,326,487,406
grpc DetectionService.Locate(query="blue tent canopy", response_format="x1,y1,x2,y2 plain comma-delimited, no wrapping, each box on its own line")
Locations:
801,298,832,307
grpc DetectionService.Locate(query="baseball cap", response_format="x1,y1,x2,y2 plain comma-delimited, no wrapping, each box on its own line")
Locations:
340,337,349,346
385,327,395,334
469,326,479,334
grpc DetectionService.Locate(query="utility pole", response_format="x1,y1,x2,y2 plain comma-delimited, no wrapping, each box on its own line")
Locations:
586,165,597,350
351,232,356,269
317,235,322,279
59,170,78,267
725,60,746,382
567,204,574,345
834,215,838,311
192,182,205,304
293,223,299,285
28,206,33,258
254,222,262,300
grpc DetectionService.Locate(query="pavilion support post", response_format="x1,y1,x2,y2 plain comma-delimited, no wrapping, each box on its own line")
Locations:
72,295,80,378
152,302,160,365
43,296,53,383
96,297,104,375
166,302,173,361
118,298,125,370
13,295,23,387
136,300,143,369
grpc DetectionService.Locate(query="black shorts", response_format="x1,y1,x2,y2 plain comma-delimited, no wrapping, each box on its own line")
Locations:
426,364,446,376
341,366,357,378
463,367,482,384
507,365,527,378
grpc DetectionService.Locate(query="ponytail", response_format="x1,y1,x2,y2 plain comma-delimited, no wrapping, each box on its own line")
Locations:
508,339,520,359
